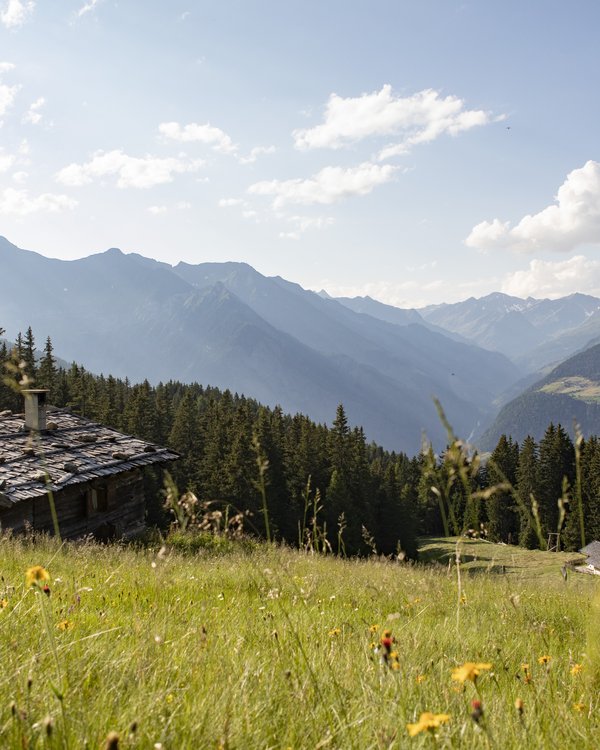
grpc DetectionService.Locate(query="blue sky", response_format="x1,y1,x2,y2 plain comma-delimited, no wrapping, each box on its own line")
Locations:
1,0,599,306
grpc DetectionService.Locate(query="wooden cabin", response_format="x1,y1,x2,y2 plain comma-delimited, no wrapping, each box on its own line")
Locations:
578,541,600,576
0,390,178,540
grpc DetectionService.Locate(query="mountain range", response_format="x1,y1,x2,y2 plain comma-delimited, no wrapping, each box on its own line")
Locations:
4,235,600,452
1,236,519,453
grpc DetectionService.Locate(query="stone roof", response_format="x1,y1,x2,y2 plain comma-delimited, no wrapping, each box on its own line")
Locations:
579,540,600,568
0,408,178,507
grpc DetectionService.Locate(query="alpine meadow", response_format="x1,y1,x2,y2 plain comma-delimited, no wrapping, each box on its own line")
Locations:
2,2,600,749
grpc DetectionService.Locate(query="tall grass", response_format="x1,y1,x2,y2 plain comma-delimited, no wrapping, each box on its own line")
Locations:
0,534,597,748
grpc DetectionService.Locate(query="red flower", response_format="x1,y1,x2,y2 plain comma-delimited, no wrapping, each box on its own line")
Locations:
471,700,484,724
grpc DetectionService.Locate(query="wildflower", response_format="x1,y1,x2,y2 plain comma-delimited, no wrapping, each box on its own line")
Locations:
56,620,72,631
515,698,524,715
391,661,401,671
328,627,341,637
460,594,467,605
407,712,450,737
451,662,492,683
0,598,8,609
570,663,583,676
416,674,427,684
25,566,50,588
538,655,551,665
470,699,484,724
572,702,586,713
369,624,379,633
380,629,395,654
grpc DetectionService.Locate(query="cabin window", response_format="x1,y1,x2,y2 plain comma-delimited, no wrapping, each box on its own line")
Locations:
88,485,108,515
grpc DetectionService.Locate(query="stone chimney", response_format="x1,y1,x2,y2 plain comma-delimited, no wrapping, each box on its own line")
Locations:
23,389,49,431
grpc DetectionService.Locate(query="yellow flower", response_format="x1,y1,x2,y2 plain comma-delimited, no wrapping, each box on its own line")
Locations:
391,661,401,671
328,627,341,637
570,663,582,676
460,594,467,605
451,662,492,683
521,663,529,672
416,674,427,684
407,712,450,737
572,702,586,713
0,598,8,609
538,655,551,665
26,566,50,588
56,620,72,631
369,624,379,633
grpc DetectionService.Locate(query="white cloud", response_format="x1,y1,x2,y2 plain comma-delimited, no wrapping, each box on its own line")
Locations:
293,85,492,158
218,198,244,208
0,0,34,29
0,187,77,216
77,0,102,18
279,215,334,240
248,161,397,209
12,170,28,183
158,121,237,154
239,145,277,164
0,63,19,118
466,161,600,253
0,148,15,173
501,256,600,299
147,205,167,215
22,96,45,125
56,149,204,189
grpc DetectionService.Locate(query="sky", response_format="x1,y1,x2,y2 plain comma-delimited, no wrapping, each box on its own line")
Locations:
1,0,599,307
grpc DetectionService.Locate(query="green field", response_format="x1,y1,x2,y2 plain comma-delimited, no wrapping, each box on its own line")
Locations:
539,376,600,404
0,535,598,748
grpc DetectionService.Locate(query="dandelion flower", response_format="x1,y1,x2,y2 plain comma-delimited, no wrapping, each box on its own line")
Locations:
538,655,551,665
0,598,8,609
56,620,72,631
328,627,341,637
416,674,427,684
570,663,582,676
26,566,50,588
369,624,379,633
572,702,586,713
451,662,492,683
407,712,450,737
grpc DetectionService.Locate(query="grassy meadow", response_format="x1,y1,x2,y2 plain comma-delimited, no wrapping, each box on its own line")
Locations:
0,534,599,749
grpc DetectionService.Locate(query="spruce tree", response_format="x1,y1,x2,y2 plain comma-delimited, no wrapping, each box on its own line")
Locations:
487,435,520,543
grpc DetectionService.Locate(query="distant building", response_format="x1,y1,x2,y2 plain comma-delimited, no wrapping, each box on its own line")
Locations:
578,540,600,575
0,390,178,540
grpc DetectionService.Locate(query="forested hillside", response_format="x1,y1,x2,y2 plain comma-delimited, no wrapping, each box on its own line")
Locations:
481,342,600,449
2,326,599,554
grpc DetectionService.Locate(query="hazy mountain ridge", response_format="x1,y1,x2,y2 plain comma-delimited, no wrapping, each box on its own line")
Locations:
479,342,600,449
415,291,600,370
0,236,520,452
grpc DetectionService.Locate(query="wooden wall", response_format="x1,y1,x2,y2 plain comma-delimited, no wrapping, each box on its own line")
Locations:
0,469,146,540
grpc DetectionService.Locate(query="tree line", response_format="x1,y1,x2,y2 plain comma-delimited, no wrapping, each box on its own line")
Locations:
1,327,598,554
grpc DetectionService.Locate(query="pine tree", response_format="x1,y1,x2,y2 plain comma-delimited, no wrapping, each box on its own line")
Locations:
22,326,36,383
37,336,57,395
487,435,520,543
538,424,574,543
516,436,541,548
